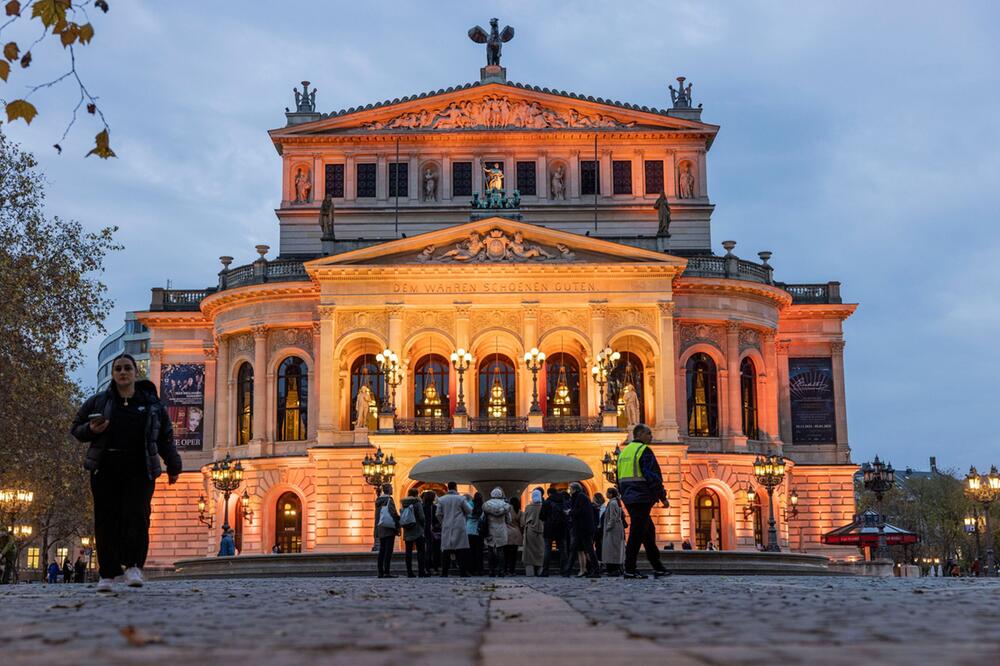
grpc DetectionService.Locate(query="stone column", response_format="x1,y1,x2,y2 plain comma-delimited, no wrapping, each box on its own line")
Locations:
442,156,452,201
775,340,792,444
408,153,419,203
381,304,404,431
523,303,540,430
589,302,613,426
345,154,356,201
635,150,646,198
251,325,268,453
569,151,581,201
697,149,708,199
376,153,387,201
600,148,612,198
312,154,324,201
214,336,229,451
149,348,163,392
726,321,746,448
309,322,321,440
654,302,679,442
202,346,218,452
473,155,482,197
317,306,337,444
537,153,548,201
830,340,849,460
762,330,779,444
281,158,291,206
666,151,678,198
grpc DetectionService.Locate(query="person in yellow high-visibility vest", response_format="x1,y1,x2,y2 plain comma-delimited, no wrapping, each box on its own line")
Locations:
616,423,670,578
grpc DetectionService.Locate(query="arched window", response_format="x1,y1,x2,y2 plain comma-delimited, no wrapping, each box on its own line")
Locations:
609,352,645,426
276,356,308,441
478,354,515,418
545,353,580,416
751,492,764,550
234,495,244,553
350,353,385,430
236,362,254,445
686,353,719,437
740,357,758,439
694,487,722,550
274,491,302,554
413,354,450,417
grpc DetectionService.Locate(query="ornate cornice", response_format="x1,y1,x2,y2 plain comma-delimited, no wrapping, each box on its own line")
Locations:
780,304,858,321
199,283,319,319
673,277,793,309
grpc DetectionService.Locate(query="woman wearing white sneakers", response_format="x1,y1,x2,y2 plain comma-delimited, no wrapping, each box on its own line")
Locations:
71,353,181,592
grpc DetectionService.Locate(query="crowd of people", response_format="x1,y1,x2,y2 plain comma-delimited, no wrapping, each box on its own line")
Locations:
373,424,673,579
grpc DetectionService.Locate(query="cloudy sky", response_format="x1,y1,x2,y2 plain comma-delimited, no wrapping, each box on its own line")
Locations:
5,1,999,473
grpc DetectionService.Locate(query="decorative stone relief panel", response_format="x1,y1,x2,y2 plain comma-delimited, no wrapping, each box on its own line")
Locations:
739,328,761,353
470,309,522,337
403,310,456,339
269,327,313,354
335,310,388,340
678,323,724,352
605,308,657,338
229,333,254,361
538,308,589,336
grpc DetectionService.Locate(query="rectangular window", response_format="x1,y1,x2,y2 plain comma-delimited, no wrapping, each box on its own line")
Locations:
644,160,664,195
580,160,600,195
452,161,472,196
516,161,536,195
388,162,408,198
56,547,68,564
324,164,345,198
612,160,632,195
27,547,40,569
356,163,376,198
125,339,148,355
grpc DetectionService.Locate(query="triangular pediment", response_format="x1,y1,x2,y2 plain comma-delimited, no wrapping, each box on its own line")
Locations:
305,218,687,272
271,82,717,138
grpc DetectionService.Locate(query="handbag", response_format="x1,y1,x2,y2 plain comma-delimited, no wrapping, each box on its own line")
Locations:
377,503,396,529
399,504,416,527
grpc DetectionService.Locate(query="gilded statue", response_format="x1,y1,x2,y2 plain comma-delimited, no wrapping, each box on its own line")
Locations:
483,163,504,192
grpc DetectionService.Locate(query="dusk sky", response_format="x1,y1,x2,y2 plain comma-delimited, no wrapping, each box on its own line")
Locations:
6,1,998,473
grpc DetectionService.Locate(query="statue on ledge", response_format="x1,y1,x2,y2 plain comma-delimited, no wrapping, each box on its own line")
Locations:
468,18,514,67
483,162,504,192
294,167,312,203
423,168,438,202
653,190,671,238
319,194,335,240
355,385,373,430
550,165,566,200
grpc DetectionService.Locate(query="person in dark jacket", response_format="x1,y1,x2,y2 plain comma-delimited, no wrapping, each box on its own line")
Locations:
47,561,60,583
400,488,427,577
71,353,181,593
374,484,400,578
218,529,236,557
62,558,73,583
73,555,87,583
616,423,670,579
421,490,441,574
568,482,599,578
539,486,571,576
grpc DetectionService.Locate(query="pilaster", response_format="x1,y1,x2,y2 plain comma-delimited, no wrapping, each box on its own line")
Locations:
776,339,792,444
726,321,746,450
202,345,218,454
830,340,850,461
654,302,679,442
251,325,269,455
317,306,337,444
214,335,229,451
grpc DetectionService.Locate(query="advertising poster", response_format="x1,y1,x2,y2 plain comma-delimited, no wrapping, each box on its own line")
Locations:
788,357,837,444
160,363,205,451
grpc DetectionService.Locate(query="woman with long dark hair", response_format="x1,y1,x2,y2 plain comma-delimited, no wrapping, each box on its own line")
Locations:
71,353,181,592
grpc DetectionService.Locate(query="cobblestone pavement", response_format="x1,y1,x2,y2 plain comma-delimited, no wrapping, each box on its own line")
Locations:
2,575,999,665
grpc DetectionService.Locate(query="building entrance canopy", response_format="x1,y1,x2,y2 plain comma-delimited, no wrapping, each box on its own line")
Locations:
821,509,920,546
409,452,593,498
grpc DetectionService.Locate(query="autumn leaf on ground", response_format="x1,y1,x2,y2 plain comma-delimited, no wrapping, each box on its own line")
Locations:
31,0,69,29
5,1,19,17
6,99,38,124
86,128,116,158
0,60,8,81
3,41,17,61
120,625,164,647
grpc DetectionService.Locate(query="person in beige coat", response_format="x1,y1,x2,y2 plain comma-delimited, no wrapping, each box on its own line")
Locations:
602,487,626,576
520,487,546,576
503,495,524,575
436,481,471,577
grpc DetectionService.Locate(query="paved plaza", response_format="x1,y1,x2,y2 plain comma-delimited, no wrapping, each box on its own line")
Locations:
2,575,999,664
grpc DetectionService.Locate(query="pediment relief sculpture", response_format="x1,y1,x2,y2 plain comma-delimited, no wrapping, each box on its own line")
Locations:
416,228,575,263
362,95,636,131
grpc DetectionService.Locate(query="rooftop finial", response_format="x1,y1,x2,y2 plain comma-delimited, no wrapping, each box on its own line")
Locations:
669,76,693,109
294,80,317,113
469,17,514,83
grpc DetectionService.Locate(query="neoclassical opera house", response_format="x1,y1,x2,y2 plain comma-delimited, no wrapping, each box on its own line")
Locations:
139,41,857,566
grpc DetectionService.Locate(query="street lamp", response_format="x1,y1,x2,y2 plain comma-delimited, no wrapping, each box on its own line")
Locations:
375,348,402,414
964,465,1000,577
524,347,546,414
783,489,799,521
210,453,244,534
241,489,254,524
862,456,895,561
450,348,473,415
361,447,397,551
591,346,620,412
601,444,621,484
742,485,757,519
197,495,214,528
753,454,786,552
11,525,32,539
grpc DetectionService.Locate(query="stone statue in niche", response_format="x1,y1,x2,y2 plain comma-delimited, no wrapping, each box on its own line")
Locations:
483,162,504,192
550,165,566,200
678,162,696,199
294,167,312,203
423,168,437,202
623,384,641,436
355,385,373,430
653,190,671,237
319,194,335,240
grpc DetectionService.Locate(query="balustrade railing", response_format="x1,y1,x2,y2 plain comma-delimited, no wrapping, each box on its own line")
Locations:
542,415,603,433
682,255,773,285
394,417,453,434
776,281,842,304
469,417,529,433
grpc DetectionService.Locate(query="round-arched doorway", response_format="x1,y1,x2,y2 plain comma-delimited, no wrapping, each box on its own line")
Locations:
274,491,302,554
694,488,722,550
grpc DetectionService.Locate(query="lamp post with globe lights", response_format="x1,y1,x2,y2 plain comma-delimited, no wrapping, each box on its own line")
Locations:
753,454,786,552
210,454,244,535
375,348,402,415
450,348,473,415
964,465,1000,576
861,456,895,561
361,447,397,551
524,347,546,416
602,444,621,484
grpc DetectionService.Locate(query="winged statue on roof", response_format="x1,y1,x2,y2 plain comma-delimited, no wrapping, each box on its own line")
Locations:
468,18,514,67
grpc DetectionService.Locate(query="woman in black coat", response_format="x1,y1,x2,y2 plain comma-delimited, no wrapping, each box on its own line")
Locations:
71,353,181,592
568,482,599,577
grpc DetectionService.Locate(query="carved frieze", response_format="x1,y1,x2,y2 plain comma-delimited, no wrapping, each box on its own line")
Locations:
419,228,575,263
605,308,657,338
470,309,522,337
362,95,636,131
403,310,456,339
229,333,254,360
269,327,313,354
538,308,589,336
739,328,761,353
678,323,724,352
335,310,388,340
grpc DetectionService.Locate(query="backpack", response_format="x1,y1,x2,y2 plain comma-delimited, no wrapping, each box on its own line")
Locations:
399,504,416,527
377,503,396,529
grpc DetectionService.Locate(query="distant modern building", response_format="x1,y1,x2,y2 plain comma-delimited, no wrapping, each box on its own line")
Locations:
96,312,150,390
